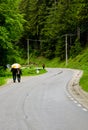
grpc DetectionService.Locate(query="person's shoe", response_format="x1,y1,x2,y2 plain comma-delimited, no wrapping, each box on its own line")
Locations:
18,79,20,82
13,80,16,83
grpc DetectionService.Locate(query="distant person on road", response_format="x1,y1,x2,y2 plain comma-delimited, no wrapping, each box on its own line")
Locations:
42,64,45,69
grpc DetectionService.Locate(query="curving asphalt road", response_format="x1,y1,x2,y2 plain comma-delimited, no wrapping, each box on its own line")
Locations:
0,68,88,130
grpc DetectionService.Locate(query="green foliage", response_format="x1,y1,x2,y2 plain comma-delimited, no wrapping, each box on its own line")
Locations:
0,77,6,86
55,38,65,60
63,47,88,92
0,0,25,66
19,0,88,60
76,0,88,29
80,71,88,92
70,38,82,58
22,67,47,76
0,67,11,86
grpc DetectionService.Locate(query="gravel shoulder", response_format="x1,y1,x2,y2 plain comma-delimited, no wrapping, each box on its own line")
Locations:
67,69,88,109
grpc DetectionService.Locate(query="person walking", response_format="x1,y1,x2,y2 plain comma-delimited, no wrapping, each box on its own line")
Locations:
42,64,45,69
11,63,22,83
17,68,22,82
11,68,17,83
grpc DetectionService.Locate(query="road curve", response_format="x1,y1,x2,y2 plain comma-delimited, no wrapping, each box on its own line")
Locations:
0,68,88,130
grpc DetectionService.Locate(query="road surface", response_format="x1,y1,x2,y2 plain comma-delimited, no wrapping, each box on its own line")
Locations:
0,68,88,130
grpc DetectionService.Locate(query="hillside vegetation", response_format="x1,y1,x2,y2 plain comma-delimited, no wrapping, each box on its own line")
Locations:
65,48,88,92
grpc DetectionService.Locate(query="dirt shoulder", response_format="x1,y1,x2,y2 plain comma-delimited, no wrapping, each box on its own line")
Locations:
68,69,88,109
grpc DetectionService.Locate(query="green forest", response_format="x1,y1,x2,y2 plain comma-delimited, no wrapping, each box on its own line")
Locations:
0,0,88,67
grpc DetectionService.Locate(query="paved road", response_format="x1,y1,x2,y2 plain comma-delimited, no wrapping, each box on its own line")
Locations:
0,68,88,130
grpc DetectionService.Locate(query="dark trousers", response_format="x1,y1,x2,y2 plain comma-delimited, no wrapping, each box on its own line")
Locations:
12,73,21,82
12,73,16,82
17,74,21,82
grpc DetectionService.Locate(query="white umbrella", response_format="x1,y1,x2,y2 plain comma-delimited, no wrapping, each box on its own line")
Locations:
11,63,21,69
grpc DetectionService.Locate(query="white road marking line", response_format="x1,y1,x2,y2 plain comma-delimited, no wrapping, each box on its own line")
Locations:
83,108,87,112
70,97,74,100
77,104,81,107
74,100,77,104
66,91,88,112
68,95,71,98
67,94,71,98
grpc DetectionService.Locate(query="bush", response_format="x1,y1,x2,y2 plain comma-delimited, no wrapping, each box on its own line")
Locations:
0,66,6,77
70,38,82,58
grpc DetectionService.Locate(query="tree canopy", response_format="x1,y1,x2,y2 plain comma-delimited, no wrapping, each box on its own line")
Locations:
20,0,88,59
0,0,88,67
0,0,24,66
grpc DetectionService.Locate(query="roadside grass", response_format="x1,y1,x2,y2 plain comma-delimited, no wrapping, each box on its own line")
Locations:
59,49,88,92
0,68,11,86
0,66,47,86
80,71,88,92
22,67,47,76
0,77,7,86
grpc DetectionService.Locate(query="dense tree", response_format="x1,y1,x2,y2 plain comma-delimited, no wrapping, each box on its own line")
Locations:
19,0,55,52
0,0,87,65
41,0,88,59
14,0,88,60
76,0,88,45
0,0,24,66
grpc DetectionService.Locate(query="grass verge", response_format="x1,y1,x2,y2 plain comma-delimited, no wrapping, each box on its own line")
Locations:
0,77,7,86
0,67,47,87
